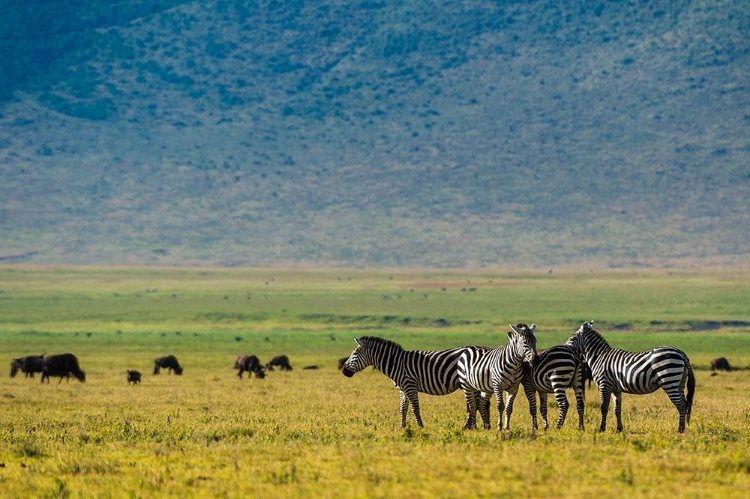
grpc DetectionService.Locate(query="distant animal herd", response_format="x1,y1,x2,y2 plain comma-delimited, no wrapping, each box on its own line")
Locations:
7,321,741,434
9,352,297,385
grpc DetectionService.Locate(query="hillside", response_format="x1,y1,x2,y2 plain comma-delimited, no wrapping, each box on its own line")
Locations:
0,0,748,268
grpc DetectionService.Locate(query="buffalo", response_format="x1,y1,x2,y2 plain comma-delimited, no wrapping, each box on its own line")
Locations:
127,370,142,384
711,357,732,372
10,354,45,378
153,355,183,375
42,353,86,383
234,355,265,379
266,355,293,371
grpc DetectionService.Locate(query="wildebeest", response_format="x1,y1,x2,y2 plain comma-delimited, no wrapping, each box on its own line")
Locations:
153,355,183,375
266,355,293,371
10,354,45,378
127,370,142,384
42,353,86,383
710,357,732,372
234,355,265,379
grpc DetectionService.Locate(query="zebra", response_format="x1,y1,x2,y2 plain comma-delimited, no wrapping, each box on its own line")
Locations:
567,321,695,433
457,324,538,430
521,344,585,431
341,336,491,428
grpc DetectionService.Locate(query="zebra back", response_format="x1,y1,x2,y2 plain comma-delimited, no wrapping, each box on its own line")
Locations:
342,336,469,395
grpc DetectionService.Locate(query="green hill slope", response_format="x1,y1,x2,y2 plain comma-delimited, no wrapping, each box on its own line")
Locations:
0,0,748,267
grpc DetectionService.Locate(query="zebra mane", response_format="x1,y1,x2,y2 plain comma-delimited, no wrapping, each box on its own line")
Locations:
586,327,610,345
578,322,612,349
357,336,405,352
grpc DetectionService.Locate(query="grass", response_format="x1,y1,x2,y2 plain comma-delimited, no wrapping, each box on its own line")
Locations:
0,266,749,497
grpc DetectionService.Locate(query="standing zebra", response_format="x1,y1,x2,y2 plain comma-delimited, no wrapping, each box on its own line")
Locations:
568,321,695,433
458,324,538,430
522,343,585,431
341,336,490,428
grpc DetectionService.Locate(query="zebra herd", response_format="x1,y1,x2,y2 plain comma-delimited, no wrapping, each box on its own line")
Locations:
341,321,695,433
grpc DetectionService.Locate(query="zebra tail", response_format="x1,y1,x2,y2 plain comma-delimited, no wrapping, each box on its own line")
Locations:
685,359,696,425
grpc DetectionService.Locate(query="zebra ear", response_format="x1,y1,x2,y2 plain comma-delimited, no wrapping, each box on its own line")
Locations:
354,337,361,345
506,330,514,340
529,324,536,332
508,324,519,335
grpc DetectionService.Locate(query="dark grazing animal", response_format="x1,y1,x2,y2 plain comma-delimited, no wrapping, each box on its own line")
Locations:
522,344,585,431
266,355,293,371
127,370,142,384
42,353,86,383
10,354,45,378
710,357,732,372
234,355,265,379
342,336,492,428
581,362,594,388
457,324,538,430
567,321,695,433
153,355,183,375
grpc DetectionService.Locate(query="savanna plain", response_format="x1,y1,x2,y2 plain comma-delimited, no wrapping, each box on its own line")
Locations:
0,266,749,498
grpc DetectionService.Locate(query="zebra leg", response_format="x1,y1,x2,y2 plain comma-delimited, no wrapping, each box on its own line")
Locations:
553,389,569,430
477,391,491,430
503,386,520,431
598,387,612,432
539,392,549,430
665,387,689,433
399,390,409,428
463,388,479,430
404,388,424,428
523,381,538,431
613,391,624,432
494,387,506,431
575,382,585,431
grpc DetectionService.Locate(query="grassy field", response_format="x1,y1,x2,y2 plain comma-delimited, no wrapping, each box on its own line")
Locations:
0,266,749,498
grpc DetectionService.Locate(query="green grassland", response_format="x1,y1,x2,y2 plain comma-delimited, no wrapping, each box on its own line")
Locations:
1,266,749,498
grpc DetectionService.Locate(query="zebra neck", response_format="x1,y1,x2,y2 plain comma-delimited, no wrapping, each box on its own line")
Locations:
506,348,525,368
372,348,404,379
584,334,611,364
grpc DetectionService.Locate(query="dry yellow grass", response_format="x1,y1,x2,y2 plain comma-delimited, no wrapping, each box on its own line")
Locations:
0,267,748,497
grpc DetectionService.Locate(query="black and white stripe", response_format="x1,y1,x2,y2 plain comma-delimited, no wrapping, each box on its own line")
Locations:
522,344,585,430
567,321,695,433
341,336,489,428
457,324,538,430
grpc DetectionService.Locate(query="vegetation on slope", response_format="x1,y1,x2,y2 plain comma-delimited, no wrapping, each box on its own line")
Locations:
1,1,748,267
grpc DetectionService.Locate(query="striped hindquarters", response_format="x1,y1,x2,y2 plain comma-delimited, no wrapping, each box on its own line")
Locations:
405,347,473,395
525,345,579,393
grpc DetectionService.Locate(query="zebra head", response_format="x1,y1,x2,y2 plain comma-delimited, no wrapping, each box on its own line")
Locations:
567,321,595,360
341,337,372,378
508,323,538,365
